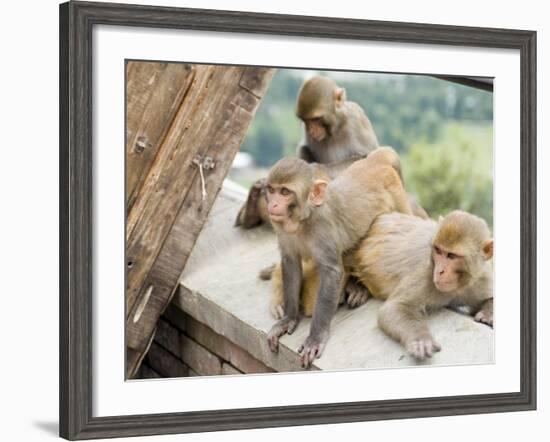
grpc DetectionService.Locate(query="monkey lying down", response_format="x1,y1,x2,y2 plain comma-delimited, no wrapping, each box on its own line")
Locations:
268,210,494,361
264,147,413,368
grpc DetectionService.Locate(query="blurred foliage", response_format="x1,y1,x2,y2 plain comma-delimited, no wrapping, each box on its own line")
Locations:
239,68,493,226
402,123,493,226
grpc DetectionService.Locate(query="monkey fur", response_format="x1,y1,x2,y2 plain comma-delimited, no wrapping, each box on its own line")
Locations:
235,75,427,228
271,210,494,360
264,147,413,367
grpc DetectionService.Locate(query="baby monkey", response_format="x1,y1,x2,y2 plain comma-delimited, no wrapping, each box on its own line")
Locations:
271,211,494,360
265,147,412,367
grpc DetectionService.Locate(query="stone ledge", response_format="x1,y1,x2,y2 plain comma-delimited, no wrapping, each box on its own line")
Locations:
174,183,494,373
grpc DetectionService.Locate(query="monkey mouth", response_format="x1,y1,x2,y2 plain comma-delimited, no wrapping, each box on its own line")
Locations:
268,214,286,223
434,280,455,292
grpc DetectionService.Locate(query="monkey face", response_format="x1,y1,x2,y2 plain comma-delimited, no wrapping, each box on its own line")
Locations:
265,184,301,234
304,118,328,142
432,245,466,292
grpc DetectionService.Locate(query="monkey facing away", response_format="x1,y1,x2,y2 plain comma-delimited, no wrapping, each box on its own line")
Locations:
271,210,494,361
235,75,381,229
265,147,413,368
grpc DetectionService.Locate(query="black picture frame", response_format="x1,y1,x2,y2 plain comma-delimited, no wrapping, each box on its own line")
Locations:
59,1,537,439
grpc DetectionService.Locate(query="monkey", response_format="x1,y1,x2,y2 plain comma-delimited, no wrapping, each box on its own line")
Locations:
355,211,494,359
295,75,379,165
264,147,413,368
235,75,427,228
271,210,494,361
268,258,364,320
235,75,380,229
264,144,421,316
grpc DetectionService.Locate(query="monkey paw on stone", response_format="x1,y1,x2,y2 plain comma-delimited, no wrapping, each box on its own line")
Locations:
298,333,328,368
267,317,299,353
406,337,441,360
474,309,493,327
345,278,370,309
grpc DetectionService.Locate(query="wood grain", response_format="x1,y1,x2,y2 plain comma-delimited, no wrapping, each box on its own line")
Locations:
126,61,195,211
125,64,275,377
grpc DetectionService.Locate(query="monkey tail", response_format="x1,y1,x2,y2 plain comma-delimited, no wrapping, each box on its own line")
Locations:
259,264,276,281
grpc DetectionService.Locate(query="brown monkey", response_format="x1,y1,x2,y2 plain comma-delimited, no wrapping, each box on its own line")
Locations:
270,258,319,319
265,145,415,316
265,147,412,367
235,75,381,229
354,211,493,359
271,211,494,360
235,75,427,228
296,75,379,166
269,259,361,319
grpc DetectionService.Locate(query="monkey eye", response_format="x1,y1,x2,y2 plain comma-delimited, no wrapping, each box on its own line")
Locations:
447,252,457,260
434,246,442,255
281,187,291,196
266,185,275,194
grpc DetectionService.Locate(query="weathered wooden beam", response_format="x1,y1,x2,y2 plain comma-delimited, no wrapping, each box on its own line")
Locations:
125,64,275,377
126,61,196,211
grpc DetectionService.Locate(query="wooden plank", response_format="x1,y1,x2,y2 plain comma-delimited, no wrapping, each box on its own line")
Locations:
126,65,266,312
125,65,275,377
126,61,196,211
239,67,276,97
126,64,217,310
126,328,156,379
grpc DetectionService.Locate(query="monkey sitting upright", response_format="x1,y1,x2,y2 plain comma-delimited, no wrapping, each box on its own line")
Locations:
270,210,494,360
264,147,413,368
235,75,427,229
235,75,381,229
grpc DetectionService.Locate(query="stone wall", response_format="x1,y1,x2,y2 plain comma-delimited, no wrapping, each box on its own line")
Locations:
137,302,275,378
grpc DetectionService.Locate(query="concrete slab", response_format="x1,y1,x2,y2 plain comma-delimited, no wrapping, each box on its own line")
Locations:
175,182,494,373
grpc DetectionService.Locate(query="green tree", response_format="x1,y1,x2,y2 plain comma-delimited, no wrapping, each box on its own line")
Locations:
402,123,493,226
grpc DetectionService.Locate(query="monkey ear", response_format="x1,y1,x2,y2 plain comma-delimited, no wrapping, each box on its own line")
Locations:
309,180,328,206
482,239,494,260
334,87,346,107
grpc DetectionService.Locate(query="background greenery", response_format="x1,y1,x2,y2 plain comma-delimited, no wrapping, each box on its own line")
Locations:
237,69,493,226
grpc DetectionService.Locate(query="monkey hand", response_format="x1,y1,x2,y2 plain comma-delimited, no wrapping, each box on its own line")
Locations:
405,335,441,360
234,178,267,228
247,178,266,205
298,332,329,368
345,278,370,309
474,309,493,327
267,317,299,353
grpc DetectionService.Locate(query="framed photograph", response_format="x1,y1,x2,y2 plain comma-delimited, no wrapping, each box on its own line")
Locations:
59,0,536,439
